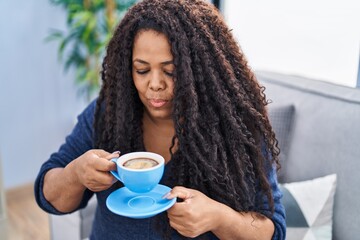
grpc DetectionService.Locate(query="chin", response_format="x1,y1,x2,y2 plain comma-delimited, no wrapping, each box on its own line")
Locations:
147,109,172,120
151,113,172,120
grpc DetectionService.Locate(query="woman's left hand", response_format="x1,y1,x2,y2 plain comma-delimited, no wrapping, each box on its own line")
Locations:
165,186,222,238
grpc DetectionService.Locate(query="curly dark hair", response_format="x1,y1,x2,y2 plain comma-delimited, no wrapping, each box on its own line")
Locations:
94,0,280,237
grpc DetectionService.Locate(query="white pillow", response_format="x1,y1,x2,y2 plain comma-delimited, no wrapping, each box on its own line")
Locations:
280,174,337,240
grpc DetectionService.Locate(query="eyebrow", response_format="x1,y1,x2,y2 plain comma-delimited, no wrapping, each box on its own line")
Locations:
133,59,174,65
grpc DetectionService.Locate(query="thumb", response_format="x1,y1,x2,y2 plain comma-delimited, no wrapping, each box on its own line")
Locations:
163,186,194,201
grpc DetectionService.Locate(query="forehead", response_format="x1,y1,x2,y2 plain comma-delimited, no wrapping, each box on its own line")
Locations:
132,30,172,59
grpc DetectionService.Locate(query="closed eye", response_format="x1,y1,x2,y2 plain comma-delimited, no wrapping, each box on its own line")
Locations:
164,71,174,77
136,70,149,75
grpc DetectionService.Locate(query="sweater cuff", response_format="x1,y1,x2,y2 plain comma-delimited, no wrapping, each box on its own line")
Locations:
34,164,66,215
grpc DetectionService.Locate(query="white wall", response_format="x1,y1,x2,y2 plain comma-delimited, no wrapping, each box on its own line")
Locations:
0,1,86,189
223,0,360,87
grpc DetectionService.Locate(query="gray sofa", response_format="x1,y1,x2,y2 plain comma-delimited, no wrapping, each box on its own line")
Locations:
259,71,360,240
49,71,360,239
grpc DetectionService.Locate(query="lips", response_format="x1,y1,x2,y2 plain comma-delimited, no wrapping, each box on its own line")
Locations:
148,99,168,108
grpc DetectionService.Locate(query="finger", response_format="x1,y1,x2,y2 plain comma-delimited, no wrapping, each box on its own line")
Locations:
92,149,111,158
164,186,194,200
93,171,115,186
169,219,183,231
107,161,117,171
89,183,113,192
167,205,185,218
105,151,121,160
167,201,192,217
94,158,117,171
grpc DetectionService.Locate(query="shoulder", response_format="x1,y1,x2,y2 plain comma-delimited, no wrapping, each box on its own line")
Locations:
76,98,101,128
81,98,98,119
68,98,100,142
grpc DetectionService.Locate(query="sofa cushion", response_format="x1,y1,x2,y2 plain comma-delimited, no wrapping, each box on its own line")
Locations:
268,104,295,181
280,174,337,240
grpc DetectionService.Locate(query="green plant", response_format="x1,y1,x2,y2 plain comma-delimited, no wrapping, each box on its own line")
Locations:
48,0,137,100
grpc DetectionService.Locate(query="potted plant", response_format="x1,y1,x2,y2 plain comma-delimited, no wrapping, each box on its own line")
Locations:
48,0,137,101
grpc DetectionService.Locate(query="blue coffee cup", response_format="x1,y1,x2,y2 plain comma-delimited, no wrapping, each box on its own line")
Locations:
110,152,165,193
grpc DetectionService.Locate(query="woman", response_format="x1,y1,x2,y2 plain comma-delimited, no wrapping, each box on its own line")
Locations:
35,0,286,239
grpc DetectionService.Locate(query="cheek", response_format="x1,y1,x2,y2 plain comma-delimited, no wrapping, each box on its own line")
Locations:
133,78,147,94
168,80,175,96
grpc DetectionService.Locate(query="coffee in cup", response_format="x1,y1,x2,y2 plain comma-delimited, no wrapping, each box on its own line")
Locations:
111,152,165,193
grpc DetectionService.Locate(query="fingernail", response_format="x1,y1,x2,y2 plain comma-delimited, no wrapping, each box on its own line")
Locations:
112,151,121,155
162,192,171,199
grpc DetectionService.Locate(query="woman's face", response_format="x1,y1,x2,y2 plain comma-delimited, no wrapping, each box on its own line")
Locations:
132,30,175,121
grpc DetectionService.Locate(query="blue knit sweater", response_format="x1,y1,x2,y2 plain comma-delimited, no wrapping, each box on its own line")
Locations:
34,100,286,239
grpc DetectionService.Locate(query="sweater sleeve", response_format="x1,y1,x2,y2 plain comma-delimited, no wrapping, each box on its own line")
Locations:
254,143,286,240
34,100,97,215
266,166,286,240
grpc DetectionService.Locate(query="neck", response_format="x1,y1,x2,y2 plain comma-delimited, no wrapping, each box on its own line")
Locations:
143,111,175,137
142,111,177,161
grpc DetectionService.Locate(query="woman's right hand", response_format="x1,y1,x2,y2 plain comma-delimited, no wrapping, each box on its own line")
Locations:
43,149,120,213
73,149,120,192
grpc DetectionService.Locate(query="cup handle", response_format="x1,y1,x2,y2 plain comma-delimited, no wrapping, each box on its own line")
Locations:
110,158,122,182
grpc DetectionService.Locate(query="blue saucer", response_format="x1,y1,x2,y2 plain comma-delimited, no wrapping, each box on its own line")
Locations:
106,184,176,219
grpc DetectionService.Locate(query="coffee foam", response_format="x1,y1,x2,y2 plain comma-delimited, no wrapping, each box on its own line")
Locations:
123,158,159,169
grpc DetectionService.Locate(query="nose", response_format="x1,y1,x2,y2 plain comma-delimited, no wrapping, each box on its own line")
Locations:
149,71,165,91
